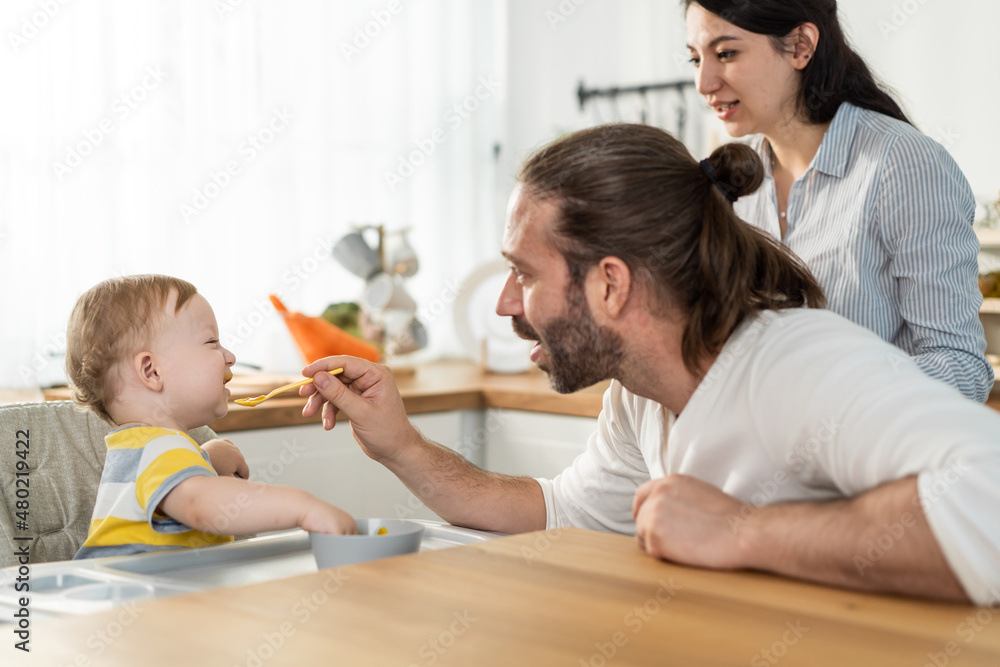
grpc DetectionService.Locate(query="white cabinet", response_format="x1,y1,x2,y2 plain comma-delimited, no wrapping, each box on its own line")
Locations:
484,409,596,479
218,408,597,520
218,411,479,522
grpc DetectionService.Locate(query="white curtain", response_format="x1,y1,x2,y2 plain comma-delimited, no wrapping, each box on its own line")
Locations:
0,0,505,387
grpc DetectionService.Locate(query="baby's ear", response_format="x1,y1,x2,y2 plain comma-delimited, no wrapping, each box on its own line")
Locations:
133,351,163,391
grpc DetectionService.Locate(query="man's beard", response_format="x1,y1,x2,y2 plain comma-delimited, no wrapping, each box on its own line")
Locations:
511,285,625,394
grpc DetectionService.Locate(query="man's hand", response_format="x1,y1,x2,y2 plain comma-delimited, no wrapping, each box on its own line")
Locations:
633,474,748,570
300,356,422,465
201,438,250,479
633,474,969,602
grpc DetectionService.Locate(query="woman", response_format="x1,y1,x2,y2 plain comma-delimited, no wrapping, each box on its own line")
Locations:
685,0,993,402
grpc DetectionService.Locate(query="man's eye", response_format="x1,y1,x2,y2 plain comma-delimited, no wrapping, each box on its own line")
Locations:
207,339,219,345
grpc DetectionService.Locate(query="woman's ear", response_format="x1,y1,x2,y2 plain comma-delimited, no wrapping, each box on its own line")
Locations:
789,22,820,70
133,351,163,391
589,256,632,320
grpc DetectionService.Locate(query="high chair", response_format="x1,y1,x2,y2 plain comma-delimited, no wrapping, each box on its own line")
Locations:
0,401,217,565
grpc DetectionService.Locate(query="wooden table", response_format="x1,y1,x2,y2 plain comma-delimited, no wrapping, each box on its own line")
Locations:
10,528,1000,665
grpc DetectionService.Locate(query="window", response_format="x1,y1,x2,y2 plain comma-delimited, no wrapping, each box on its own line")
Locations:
1,0,504,387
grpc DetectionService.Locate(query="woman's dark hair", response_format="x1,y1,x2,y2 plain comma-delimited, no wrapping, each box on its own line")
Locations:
518,123,826,376
685,0,911,125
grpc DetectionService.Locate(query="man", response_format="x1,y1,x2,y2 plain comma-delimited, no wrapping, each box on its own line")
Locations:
301,124,1000,605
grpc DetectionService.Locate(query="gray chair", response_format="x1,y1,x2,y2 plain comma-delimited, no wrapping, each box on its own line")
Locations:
0,401,217,566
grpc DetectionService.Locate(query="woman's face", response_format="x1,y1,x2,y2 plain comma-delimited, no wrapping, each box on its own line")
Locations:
686,3,804,138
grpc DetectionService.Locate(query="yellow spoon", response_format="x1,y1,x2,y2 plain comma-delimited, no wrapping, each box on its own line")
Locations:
234,368,344,407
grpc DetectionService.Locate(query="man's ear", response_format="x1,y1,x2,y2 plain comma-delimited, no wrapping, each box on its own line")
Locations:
789,22,819,70
133,351,163,391
590,256,632,320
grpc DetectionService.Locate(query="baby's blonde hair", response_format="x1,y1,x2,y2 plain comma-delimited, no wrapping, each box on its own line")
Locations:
66,275,198,424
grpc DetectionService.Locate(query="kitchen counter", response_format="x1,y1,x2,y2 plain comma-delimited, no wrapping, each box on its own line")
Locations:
15,358,1000,431
33,361,609,432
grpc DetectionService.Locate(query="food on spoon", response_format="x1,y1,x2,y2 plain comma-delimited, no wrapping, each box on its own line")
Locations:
234,396,263,407
376,527,388,535
233,372,339,407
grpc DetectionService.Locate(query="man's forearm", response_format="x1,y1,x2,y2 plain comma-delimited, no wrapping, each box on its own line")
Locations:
739,476,968,601
383,433,546,535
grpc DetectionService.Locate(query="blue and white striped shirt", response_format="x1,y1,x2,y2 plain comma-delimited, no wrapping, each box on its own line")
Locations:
735,102,993,402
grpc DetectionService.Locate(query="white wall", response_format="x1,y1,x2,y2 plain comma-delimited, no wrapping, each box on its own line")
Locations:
838,0,1000,204
499,0,693,204
501,0,1000,216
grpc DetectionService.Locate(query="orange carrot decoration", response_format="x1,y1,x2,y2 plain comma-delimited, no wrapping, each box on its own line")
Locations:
269,295,380,364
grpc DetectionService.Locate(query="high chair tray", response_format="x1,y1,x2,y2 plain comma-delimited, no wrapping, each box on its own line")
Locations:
0,521,497,621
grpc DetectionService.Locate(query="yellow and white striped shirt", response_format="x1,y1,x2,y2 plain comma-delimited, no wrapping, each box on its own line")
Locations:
74,426,233,559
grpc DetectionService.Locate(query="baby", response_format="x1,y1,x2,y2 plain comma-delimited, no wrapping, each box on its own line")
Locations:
66,274,356,559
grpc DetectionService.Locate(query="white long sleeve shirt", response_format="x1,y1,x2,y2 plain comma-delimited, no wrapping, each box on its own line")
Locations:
536,308,1000,605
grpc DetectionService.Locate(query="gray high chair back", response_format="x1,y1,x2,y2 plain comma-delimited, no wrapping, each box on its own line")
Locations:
0,401,216,565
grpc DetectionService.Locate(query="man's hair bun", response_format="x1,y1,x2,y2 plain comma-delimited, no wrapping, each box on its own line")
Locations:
702,142,765,201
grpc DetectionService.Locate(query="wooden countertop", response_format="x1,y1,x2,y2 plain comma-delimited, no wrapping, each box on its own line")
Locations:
11,527,1000,666
20,358,1000,431
35,361,608,432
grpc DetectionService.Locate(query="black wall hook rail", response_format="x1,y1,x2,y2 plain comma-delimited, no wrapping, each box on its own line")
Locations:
577,79,697,111
576,79,699,138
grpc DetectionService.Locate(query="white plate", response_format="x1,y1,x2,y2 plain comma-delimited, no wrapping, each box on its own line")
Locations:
453,259,534,373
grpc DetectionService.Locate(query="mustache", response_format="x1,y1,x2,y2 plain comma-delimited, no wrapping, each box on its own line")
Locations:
510,316,539,342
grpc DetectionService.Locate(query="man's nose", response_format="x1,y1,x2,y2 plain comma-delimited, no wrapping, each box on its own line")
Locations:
495,271,523,317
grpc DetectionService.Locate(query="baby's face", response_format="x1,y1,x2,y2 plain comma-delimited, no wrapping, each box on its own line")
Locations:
152,291,236,430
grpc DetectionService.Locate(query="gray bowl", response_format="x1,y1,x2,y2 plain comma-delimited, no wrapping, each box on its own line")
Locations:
309,519,425,569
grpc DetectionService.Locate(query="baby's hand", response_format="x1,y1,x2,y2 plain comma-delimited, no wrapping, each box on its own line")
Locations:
300,499,357,535
201,438,250,479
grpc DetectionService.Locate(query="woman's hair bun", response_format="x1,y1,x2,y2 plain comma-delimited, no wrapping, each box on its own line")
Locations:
704,142,765,200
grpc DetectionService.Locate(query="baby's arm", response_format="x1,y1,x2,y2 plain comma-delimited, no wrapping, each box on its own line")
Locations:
159,476,356,536
200,438,250,478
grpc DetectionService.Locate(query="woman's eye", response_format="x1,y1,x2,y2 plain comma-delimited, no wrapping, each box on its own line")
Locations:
688,56,700,67
718,50,736,60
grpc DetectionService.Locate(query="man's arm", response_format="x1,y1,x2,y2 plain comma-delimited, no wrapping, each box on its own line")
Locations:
301,356,546,534
633,474,968,602
377,430,546,534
